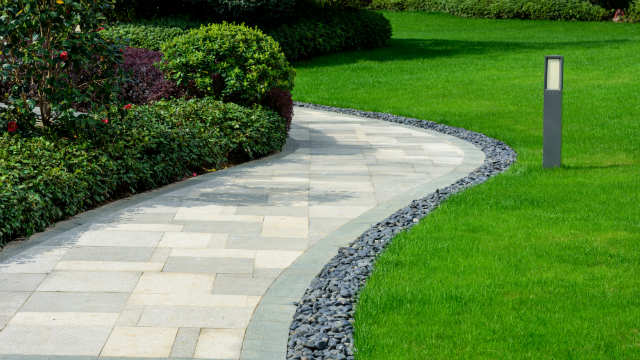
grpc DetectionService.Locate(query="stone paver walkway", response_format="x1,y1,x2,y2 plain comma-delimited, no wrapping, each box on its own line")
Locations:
0,107,484,359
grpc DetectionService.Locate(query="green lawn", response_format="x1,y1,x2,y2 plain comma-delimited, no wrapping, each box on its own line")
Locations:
292,12,640,359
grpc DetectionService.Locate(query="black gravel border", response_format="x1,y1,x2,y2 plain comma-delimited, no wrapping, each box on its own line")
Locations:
287,102,517,360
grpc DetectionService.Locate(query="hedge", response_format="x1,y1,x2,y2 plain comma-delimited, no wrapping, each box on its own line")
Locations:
102,9,392,62
370,0,611,21
268,9,392,61
0,98,287,246
101,23,184,51
113,0,297,24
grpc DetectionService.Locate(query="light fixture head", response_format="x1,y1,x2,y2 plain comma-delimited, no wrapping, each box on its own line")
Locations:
545,56,564,91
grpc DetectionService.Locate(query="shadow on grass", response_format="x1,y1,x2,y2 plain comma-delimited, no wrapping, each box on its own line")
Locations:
295,38,632,67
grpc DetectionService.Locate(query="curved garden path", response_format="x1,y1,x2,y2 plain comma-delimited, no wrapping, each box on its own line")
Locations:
0,106,484,359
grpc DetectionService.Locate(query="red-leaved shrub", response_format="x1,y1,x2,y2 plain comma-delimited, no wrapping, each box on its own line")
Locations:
262,88,293,132
120,47,184,105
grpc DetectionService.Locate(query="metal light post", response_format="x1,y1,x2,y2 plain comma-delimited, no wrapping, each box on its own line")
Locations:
543,55,564,168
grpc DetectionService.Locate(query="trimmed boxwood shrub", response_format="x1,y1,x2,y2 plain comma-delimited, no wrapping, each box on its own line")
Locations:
159,23,295,106
370,0,611,21
0,98,287,246
268,9,392,61
102,24,185,51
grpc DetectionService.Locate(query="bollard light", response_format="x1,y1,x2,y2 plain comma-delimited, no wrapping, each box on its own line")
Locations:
543,55,564,168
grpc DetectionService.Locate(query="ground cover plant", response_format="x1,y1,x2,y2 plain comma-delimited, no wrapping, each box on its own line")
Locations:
292,11,640,358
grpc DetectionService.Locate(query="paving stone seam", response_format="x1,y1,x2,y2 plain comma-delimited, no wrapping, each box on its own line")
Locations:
239,103,517,360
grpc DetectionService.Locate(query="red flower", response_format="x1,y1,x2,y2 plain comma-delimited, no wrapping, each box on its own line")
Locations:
101,118,109,124
97,27,105,31
193,172,197,177
123,104,133,110
60,51,69,61
7,121,18,133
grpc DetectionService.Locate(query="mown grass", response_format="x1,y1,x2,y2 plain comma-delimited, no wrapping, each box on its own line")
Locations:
292,12,640,359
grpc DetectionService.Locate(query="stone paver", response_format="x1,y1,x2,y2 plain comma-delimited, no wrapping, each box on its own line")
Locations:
0,106,484,359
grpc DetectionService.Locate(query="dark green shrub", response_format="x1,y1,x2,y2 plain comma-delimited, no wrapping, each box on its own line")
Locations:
101,24,185,51
267,9,392,61
628,0,640,20
159,23,295,106
370,0,611,21
113,0,297,24
308,0,372,7
589,0,631,9
0,97,287,246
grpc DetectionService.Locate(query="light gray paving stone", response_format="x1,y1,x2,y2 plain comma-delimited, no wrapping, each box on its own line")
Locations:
75,231,162,247
137,306,253,328
62,246,154,262
180,221,263,234
226,235,308,251
0,325,113,356
0,292,31,315
0,274,45,291
212,274,276,296
37,271,141,292
21,292,129,313
234,205,308,217
114,213,177,224
170,327,201,358
163,257,253,274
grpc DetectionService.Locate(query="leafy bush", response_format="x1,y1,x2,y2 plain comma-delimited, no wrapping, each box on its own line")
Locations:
0,0,122,130
159,23,295,106
262,88,294,132
120,47,184,105
628,0,640,20
113,0,297,24
268,9,392,61
369,0,611,21
0,97,287,246
589,0,631,9
101,24,185,51
307,0,372,7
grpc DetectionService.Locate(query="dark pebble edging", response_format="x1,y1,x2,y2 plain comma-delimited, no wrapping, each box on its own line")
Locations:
287,102,517,360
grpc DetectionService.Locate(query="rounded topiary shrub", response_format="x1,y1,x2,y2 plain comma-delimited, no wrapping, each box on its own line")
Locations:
159,23,295,106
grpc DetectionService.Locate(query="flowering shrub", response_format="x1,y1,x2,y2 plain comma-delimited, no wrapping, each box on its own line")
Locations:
159,23,295,107
119,47,184,105
0,0,123,131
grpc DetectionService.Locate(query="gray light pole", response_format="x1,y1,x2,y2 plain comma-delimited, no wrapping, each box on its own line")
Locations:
543,55,564,168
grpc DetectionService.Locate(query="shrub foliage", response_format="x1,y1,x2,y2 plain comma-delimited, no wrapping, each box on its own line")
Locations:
113,0,297,24
101,23,184,51
628,0,640,20
0,98,287,246
159,23,295,106
268,9,392,61
119,47,184,105
0,0,122,130
370,0,611,21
